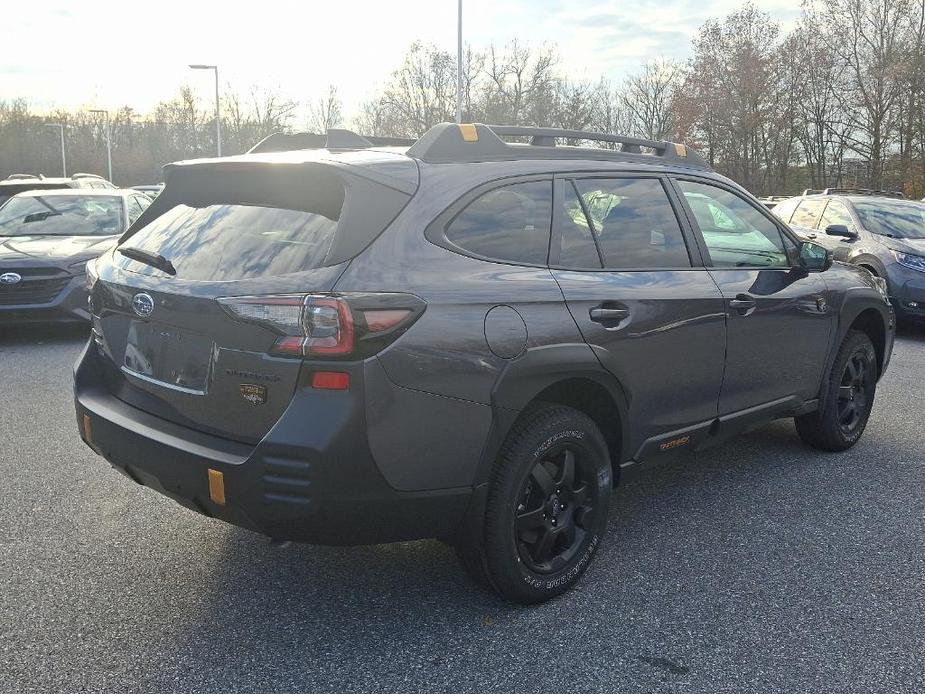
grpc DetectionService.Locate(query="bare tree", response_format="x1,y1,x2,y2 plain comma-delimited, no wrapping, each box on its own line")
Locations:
307,84,343,133
806,0,915,188
622,59,682,140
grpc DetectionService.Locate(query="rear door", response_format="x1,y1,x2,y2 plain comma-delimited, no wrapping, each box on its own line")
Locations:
788,196,827,240
550,174,727,457
672,177,833,415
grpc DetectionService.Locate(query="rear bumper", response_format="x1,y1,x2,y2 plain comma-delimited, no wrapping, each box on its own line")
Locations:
74,341,472,545
0,276,89,324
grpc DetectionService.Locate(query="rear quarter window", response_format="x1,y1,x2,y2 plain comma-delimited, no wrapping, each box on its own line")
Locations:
443,180,552,265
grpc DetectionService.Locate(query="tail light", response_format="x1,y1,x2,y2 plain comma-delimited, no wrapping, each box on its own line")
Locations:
216,292,425,359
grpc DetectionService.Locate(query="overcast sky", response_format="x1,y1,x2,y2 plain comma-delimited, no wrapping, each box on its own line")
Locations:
1,0,800,126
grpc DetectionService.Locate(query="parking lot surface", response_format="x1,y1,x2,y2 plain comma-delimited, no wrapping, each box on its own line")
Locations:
2,324,923,693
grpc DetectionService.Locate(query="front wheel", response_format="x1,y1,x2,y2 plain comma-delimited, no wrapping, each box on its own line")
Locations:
457,404,612,604
795,330,878,451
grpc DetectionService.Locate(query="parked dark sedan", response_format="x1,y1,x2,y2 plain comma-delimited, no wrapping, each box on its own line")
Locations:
0,188,151,323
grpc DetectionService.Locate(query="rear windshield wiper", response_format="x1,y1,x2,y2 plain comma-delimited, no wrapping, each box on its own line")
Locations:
118,246,177,276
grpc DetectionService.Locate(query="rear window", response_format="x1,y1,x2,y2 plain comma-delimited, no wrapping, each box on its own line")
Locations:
0,194,123,236
573,178,690,269
116,203,341,280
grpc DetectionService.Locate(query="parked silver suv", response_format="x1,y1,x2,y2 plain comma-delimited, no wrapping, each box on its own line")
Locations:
773,189,925,322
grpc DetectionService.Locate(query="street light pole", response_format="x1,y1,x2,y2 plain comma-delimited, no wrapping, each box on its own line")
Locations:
456,0,463,123
189,64,222,156
45,123,66,177
89,109,112,183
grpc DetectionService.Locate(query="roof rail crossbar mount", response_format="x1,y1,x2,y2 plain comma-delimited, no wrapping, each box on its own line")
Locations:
406,123,709,169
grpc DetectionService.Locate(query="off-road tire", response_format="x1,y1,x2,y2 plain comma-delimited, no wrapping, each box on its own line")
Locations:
795,330,877,451
457,404,612,604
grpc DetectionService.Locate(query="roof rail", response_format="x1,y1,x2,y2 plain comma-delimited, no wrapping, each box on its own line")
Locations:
6,173,43,180
802,189,823,195
71,172,103,180
406,123,709,168
248,130,416,154
822,187,905,199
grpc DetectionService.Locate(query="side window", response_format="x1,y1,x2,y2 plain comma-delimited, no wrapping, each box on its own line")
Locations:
771,197,800,223
445,180,551,265
677,179,790,268
573,178,691,269
127,196,146,224
790,198,827,229
819,200,852,228
557,182,602,268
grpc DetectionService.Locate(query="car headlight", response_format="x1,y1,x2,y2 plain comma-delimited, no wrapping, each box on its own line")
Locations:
68,259,88,274
893,250,925,273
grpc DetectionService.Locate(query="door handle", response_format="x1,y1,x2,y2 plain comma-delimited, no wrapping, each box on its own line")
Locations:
589,306,630,326
729,294,757,314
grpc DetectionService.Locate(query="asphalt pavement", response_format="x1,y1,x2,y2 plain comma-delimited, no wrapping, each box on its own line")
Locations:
2,322,923,693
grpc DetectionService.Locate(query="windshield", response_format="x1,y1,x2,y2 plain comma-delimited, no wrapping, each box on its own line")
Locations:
853,200,925,239
0,195,124,237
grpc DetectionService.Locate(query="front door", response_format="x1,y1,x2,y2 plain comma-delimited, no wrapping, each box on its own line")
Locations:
673,178,833,415
550,175,727,457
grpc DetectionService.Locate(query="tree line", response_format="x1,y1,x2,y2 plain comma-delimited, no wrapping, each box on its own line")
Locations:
2,0,924,196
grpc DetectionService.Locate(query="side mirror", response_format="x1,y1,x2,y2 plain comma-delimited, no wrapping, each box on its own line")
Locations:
825,224,858,240
799,241,832,272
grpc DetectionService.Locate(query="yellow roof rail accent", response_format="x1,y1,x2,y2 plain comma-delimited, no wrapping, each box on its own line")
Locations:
458,124,479,142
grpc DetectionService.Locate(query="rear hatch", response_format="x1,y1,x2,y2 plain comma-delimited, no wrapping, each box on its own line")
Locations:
89,155,416,443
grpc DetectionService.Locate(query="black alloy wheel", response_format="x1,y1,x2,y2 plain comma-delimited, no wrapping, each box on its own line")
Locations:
795,329,878,452
514,446,599,574
837,350,874,435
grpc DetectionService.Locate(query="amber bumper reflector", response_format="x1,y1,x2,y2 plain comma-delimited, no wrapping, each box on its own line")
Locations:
82,414,102,454
208,469,226,506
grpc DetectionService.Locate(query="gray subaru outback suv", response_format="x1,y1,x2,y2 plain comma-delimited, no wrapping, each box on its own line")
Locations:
74,123,894,603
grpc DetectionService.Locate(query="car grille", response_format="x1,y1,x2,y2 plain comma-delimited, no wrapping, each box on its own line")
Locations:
0,269,72,306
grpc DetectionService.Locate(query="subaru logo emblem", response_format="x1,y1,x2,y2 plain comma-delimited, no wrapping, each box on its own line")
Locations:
132,292,155,318
0,272,22,285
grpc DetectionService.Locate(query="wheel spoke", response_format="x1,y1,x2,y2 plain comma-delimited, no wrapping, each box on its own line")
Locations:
515,506,546,532
838,385,853,400
846,359,859,382
838,402,854,424
571,484,589,508
557,449,576,488
531,463,555,496
531,529,558,563
855,359,866,384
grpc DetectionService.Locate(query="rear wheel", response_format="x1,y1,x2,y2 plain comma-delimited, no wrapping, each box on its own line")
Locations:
457,404,612,604
795,330,877,451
